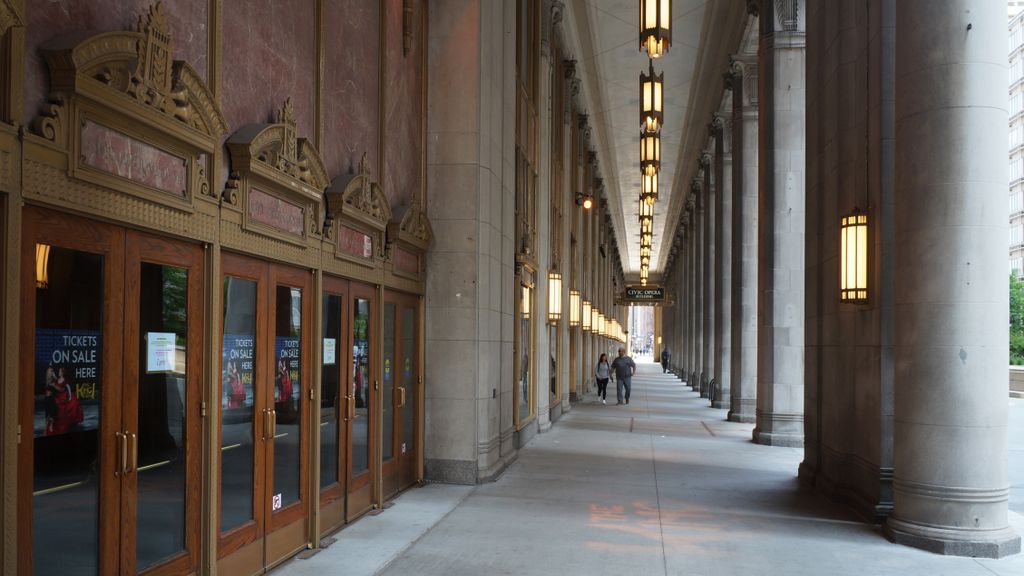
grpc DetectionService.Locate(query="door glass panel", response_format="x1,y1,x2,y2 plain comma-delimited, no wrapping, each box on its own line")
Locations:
352,298,371,475
518,286,532,423
382,304,395,461
32,246,103,576
273,286,302,509
401,307,415,454
320,294,342,490
220,277,257,532
136,263,189,570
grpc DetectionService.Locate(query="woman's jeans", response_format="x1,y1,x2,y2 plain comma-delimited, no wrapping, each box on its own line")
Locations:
597,378,608,399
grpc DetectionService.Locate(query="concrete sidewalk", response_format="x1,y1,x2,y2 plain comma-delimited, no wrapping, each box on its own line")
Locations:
276,363,1024,576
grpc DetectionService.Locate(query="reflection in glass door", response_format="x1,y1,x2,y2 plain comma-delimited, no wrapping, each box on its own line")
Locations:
397,301,420,490
381,303,396,496
318,278,349,533
383,291,421,498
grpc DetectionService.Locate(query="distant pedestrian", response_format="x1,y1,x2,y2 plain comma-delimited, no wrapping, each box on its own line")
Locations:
661,347,670,373
595,353,611,405
610,347,636,405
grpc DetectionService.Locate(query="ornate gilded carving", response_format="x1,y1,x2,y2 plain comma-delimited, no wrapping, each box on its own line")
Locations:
32,2,226,145
326,152,393,264
0,0,24,37
32,97,67,147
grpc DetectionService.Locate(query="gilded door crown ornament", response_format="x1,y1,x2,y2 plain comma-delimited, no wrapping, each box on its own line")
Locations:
32,1,226,146
343,153,390,223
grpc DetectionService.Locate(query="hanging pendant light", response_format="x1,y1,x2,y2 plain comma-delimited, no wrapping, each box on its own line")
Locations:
639,0,672,59
840,208,869,303
639,197,654,220
640,59,664,134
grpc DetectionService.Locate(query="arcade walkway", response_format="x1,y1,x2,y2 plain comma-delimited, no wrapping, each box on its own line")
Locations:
276,363,1024,576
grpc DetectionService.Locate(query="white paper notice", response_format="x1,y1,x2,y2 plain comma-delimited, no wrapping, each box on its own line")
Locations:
147,332,176,373
323,338,336,365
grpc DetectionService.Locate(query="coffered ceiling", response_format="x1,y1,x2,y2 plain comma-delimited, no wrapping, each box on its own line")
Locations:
560,0,749,282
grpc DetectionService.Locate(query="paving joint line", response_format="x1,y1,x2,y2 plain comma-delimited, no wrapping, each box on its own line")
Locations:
701,421,716,437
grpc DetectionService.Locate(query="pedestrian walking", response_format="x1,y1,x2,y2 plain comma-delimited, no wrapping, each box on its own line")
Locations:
595,353,610,404
661,347,670,373
610,347,636,405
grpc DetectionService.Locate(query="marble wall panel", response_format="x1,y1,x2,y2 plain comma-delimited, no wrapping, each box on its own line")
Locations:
221,0,317,140
323,0,380,179
25,0,209,126
384,0,425,210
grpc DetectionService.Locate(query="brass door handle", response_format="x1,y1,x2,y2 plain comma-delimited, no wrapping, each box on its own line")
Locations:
263,408,271,441
397,386,406,408
270,410,277,439
348,394,356,420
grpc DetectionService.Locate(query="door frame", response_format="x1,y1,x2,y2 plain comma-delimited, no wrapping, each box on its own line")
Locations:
346,281,377,520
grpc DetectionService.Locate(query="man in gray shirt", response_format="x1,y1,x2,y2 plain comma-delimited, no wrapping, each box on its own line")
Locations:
610,347,636,405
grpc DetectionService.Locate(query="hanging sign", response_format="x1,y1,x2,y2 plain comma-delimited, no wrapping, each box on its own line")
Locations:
624,286,665,301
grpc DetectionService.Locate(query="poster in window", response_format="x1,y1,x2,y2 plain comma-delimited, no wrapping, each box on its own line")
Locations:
34,329,101,437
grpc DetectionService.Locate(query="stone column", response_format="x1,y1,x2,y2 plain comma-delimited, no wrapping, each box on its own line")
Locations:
884,0,1020,557
712,112,732,409
425,0,517,483
754,0,805,447
690,180,703,391
701,154,715,399
729,57,758,424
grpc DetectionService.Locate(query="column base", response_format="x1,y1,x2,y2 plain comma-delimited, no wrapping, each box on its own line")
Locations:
728,412,755,423
884,518,1021,559
711,399,729,410
728,399,756,423
752,429,804,447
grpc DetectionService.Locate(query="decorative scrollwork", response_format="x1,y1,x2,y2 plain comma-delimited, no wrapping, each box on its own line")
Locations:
32,97,67,147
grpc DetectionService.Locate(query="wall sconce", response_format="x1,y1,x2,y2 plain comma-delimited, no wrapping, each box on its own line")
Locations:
36,243,51,289
598,312,606,336
641,231,653,246
640,245,651,259
840,209,869,303
569,290,581,326
522,284,531,320
547,271,562,323
641,255,650,268
640,60,664,134
640,0,672,59
641,170,659,205
641,132,661,177
582,299,592,331
575,191,593,210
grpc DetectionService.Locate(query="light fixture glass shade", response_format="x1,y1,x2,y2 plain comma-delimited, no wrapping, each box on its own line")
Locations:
641,231,653,245
840,210,869,303
640,255,650,268
547,271,562,323
569,290,581,326
641,132,661,177
641,170,658,205
591,307,600,334
640,0,672,58
522,284,531,320
639,197,654,220
640,245,652,259
640,217,653,235
36,243,51,289
598,313,606,336
582,299,592,331
640,60,664,134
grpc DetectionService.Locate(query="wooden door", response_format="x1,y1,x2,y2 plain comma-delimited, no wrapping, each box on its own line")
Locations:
217,255,311,574
317,276,349,533
395,295,421,491
122,230,204,575
346,282,376,519
20,208,124,576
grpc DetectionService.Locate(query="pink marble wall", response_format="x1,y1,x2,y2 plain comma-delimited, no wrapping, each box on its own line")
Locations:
221,0,317,138
383,0,424,210
322,0,380,180
25,0,208,126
